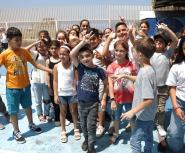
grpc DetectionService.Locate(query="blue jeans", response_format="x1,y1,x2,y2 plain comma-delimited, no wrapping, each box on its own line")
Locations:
32,83,50,116
167,97,185,152
130,118,154,153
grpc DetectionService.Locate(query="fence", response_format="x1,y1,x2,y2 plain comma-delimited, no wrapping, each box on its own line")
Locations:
0,19,138,42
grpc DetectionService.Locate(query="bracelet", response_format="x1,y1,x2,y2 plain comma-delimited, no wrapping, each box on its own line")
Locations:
174,107,180,111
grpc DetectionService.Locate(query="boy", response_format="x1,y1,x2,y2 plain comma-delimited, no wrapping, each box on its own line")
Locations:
0,27,52,144
120,37,157,153
70,32,108,153
151,23,178,140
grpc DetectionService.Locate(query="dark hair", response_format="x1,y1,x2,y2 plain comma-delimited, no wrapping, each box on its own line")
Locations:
139,19,150,29
38,30,51,44
7,27,22,40
35,39,48,50
56,30,69,43
115,22,127,31
103,28,112,35
114,40,129,60
80,19,90,28
87,28,99,38
72,24,80,31
174,36,185,64
134,37,156,59
49,40,61,48
68,29,79,37
79,44,93,54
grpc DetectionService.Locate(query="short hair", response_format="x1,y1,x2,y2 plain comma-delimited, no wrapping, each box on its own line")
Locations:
87,28,99,38
49,40,61,48
79,44,93,54
7,27,22,40
115,22,127,31
134,37,156,59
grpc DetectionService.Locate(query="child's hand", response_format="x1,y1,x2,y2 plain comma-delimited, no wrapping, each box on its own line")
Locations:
111,100,117,111
101,99,106,111
108,32,116,40
82,31,94,44
54,95,60,104
119,16,125,23
175,108,185,121
111,74,128,80
156,23,168,31
120,110,135,121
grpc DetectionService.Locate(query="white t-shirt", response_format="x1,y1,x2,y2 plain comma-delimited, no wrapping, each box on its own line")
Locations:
166,61,185,101
31,51,47,84
57,63,76,96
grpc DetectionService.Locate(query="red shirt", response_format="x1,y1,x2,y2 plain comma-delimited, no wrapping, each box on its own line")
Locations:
107,60,137,104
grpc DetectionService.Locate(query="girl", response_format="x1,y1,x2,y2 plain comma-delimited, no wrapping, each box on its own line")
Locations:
56,30,68,46
102,28,112,42
160,36,185,152
136,19,150,39
79,19,90,39
107,40,137,144
68,29,79,42
46,40,61,126
53,45,80,143
31,39,50,122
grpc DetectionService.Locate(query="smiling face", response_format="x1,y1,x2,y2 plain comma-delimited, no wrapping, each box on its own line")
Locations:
79,50,94,67
140,23,149,35
116,24,128,41
57,32,66,45
58,47,70,64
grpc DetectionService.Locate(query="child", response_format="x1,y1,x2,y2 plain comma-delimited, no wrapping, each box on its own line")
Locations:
31,39,51,122
46,40,61,126
70,32,108,153
0,27,52,143
53,45,80,143
120,37,157,153
0,95,10,130
56,30,68,46
162,36,185,153
107,40,136,144
151,23,178,139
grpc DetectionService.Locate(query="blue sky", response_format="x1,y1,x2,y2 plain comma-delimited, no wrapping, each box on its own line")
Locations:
0,0,151,8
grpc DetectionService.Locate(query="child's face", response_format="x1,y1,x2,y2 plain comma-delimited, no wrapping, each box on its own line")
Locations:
9,36,22,50
57,33,66,45
90,36,100,49
72,25,80,33
79,51,94,67
116,25,128,41
140,23,149,35
49,45,59,57
58,48,70,63
104,29,112,39
115,45,128,61
37,41,47,53
154,38,166,52
39,32,48,41
69,30,77,37
81,21,89,31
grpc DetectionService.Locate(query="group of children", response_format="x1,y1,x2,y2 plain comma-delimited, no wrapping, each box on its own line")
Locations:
0,18,185,153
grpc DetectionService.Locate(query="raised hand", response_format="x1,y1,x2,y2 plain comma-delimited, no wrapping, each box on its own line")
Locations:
108,32,116,40
82,31,94,43
156,23,168,31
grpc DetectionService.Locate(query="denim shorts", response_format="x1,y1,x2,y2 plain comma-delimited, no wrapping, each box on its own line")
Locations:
6,85,32,115
59,95,78,105
112,102,132,120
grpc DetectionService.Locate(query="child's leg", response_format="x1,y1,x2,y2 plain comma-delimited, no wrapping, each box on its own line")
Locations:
0,96,6,113
87,102,98,151
42,84,50,118
167,98,185,153
69,103,78,129
50,96,60,122
59,104,67,131
32,83,43,117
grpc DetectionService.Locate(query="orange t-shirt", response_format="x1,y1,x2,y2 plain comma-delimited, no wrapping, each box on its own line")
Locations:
0,48,34,88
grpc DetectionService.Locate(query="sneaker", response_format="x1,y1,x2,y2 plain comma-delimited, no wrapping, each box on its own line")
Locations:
157,125,167,137
96,125,105,137
0,123,5,130
81,140,88,151
29,123,42,134
65,119,70,126
13,131,26,144
55,121,61,127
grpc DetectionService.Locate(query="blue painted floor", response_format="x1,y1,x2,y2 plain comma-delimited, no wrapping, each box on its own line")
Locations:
0,76,171,153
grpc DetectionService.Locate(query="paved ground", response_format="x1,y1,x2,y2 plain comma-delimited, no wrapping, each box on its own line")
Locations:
0,75,178,153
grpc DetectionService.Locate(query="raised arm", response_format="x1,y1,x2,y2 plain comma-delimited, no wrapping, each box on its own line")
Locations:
70,32,94,67
24,40,40,51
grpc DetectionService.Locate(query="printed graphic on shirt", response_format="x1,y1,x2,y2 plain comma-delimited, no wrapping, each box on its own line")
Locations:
80,70,99,93
11,55,26,76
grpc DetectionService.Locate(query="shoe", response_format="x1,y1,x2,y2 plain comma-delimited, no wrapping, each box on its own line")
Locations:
29,123,42,134
157,125,167,137
96,125,105,137
55,121,61,127
65,119,70,126
38,115,46,122
87,147,96,153
81,140,88,151
13,131,26,144
74,129,81,140
45,116,52,122
0,123,5,130
61,131,68,143
109,132,119,144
